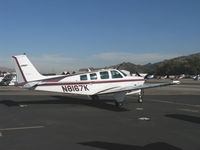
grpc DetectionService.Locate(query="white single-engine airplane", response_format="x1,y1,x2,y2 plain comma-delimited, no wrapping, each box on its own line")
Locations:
12,54,180,107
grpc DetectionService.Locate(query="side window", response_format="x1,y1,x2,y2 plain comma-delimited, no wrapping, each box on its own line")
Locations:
100,71,109,79
90,73,97,80
111,70,123,78
80,75,87,81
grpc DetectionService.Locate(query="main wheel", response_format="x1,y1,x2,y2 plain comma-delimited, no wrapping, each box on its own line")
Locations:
115,101,124,108
90,95,99,100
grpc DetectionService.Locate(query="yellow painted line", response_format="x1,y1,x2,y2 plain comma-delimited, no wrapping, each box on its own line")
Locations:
150,99,200,108
0,126,44,131
0,132,2,136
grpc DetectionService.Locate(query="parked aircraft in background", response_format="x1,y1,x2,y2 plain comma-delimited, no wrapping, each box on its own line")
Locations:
0,73,17,86
193,75,200,80
12,54,180,107
0,74,5,83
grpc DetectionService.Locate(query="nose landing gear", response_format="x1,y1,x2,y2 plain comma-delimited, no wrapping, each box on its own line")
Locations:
137,89,144,103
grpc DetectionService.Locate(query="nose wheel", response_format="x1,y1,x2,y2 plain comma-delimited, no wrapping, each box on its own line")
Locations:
138,89,144,103
138,95,143,103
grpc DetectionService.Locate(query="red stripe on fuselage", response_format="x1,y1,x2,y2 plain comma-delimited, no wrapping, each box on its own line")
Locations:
37,79,144,86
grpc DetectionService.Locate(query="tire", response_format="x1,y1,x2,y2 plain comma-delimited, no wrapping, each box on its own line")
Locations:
115,101,124,108
90,95,99,100
138,95,143,103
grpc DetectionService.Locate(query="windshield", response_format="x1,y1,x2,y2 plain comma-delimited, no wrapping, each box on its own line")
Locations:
111,70,123,78
119,70,127,76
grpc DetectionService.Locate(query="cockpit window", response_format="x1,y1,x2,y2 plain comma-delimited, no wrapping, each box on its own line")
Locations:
119,70,127,76
80,75,87,81
90,73,97,80
100,71,109,79
111,70,123,78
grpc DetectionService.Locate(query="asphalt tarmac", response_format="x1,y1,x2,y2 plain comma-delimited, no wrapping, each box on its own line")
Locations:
0,79,199,150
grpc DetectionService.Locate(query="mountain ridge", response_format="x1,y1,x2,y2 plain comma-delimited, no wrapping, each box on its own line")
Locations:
107,52,200,75
1,52,200,75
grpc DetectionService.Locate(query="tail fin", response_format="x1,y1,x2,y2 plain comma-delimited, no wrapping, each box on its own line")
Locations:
12,54,46,83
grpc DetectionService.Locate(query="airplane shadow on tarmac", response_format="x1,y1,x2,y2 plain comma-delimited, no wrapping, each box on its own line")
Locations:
165,114,200,124
0,96,128,112
79,141,182,150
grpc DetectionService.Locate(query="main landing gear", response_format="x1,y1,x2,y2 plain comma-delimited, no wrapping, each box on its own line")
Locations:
114,92,125,108
114,101,124,108
90,95,99,101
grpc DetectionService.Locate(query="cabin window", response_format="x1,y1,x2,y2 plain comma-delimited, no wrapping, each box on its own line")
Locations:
90,73,97,80
100,71,109,79
80,75,87,81
111,70,123,78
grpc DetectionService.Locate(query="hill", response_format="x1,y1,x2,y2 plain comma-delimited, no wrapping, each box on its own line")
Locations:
111,53,200,75
154,53,200,75
107,62,145,74
1,52,200,75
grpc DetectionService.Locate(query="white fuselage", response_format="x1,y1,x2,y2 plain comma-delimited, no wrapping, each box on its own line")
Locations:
34,69,145,95
12,54,180,106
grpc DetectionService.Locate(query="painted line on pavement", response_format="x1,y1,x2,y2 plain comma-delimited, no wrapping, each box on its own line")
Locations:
179,108,199,113
150,99,200,108
0,126,45,131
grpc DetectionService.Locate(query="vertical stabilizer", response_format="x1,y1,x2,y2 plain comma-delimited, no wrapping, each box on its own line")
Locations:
12,55,45,83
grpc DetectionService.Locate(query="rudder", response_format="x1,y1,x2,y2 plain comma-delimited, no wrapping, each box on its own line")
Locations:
12,55,45,83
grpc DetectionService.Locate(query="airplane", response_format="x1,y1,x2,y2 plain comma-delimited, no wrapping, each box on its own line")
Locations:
193,75,200,80
0,73,17,86
0,74,5,83
12,54,180,107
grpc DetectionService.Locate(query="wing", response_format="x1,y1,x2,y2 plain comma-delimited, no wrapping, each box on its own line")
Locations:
96,80,180,95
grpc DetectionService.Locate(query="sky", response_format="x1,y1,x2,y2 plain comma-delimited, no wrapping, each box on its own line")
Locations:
0,0,200,73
